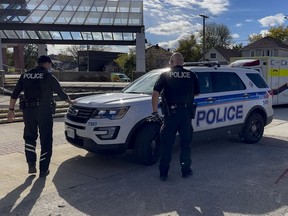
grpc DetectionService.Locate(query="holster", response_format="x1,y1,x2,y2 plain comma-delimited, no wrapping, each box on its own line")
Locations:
191,103,197,119
51,100,56,114
159,101,171,116
160,92,171,117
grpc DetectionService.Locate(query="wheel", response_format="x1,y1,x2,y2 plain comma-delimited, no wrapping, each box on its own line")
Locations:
134,123,161,165
240,113,264,144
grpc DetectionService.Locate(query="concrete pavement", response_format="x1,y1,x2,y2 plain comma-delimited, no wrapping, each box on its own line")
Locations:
0,103,288,215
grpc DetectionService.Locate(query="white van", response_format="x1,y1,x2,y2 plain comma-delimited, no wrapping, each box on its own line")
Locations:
229,57,288,105
65,66,274,165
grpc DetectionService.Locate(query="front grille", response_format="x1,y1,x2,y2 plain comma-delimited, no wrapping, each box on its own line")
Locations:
67,105,96,123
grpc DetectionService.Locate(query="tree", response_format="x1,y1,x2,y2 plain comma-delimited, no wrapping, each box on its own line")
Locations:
268,25,288,42
175,35,202,62
145,45,171,71
203,22,232,50
248,33,264,44
248,25,288,44
24,44,38,70
65,45,112,59
66,45,86,59
231,43,243,50
114,50,136,78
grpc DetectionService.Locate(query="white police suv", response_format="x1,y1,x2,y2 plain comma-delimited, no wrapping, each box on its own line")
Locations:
65,66,273,165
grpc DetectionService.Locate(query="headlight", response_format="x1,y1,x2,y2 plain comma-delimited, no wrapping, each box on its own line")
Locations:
92,107,129,120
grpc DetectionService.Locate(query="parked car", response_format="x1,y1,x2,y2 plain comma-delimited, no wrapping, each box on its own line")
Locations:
111,73,131,82
65,66,274,165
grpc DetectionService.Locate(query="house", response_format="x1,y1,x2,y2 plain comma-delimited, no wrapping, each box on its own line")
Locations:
241,36,288,57
203,46,241,65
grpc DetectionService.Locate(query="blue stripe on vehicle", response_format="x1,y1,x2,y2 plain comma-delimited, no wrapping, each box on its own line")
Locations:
195,91,267,107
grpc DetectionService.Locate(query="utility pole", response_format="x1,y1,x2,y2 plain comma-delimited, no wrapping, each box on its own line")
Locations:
199,14,209,61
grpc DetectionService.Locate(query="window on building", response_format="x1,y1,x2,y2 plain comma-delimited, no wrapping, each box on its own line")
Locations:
210,53,216,58
251,50,255,57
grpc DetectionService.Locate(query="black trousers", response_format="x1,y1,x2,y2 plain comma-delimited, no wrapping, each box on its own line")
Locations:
159,107,193,175
22,106,53,172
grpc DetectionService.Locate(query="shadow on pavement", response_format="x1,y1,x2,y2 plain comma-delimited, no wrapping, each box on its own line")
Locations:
50,136,288,216
0,175,46,216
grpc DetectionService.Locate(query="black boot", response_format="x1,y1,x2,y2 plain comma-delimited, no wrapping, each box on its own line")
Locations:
28,163,37,174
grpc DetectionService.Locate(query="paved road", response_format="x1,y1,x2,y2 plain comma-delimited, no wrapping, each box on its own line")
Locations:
0,106,288,216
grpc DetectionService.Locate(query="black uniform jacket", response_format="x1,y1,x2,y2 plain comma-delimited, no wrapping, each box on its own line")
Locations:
11,66,69,105
153,66,200,104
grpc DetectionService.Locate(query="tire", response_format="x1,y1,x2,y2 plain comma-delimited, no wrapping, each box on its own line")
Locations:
135,123,161,165
241,113,264,144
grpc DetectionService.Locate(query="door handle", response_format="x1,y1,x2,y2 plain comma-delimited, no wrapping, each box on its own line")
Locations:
206,97,216,103
243,93,249,98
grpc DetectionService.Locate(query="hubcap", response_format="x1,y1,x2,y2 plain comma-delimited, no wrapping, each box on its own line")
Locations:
250,120,260,136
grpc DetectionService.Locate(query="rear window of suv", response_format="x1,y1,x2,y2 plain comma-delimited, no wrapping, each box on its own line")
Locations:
197,72,246,93
246,73,269,88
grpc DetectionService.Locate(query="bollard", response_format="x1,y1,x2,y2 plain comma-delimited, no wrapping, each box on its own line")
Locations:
0,70,4,95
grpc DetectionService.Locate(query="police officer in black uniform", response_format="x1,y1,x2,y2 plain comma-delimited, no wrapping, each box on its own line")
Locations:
152,52,200,181
7,55,74,178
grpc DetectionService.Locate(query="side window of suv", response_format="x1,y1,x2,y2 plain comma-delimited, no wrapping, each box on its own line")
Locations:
211,72,246,92
196,72,213,94
246,73,269,88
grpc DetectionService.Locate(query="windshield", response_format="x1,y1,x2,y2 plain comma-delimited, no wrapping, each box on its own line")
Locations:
118,74,126,78
122,68,169,95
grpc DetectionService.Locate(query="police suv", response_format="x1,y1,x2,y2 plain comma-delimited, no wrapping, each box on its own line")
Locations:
65,65,273,165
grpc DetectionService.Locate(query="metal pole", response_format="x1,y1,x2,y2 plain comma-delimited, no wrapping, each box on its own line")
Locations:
199,14,209,61
87,43,89,72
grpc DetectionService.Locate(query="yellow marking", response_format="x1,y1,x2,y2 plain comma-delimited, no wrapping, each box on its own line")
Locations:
269,69,288,77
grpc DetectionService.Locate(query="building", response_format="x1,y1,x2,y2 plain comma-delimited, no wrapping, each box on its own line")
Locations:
203,46,241,65
241,36,288,57
78,50,123,72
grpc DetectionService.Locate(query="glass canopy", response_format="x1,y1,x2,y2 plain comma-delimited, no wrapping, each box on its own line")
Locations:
0,0,143,45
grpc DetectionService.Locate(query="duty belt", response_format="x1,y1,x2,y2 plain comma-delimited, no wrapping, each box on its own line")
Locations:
20,98,40,109
169,103,192,109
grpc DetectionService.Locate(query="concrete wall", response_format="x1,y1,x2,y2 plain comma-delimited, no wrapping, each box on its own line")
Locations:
52,71,112,82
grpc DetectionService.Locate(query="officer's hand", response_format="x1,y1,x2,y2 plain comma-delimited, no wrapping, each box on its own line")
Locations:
151,111,159,116
7,110,15,122
147,112,163,124
67,99,76,105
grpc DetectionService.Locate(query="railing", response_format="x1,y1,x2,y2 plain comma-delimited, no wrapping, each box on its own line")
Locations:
0,103,70,124
2,64,23,74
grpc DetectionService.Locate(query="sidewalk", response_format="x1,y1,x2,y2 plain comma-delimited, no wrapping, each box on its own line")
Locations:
0,104,288,216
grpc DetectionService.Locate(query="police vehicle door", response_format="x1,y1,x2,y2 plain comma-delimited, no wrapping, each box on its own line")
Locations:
193,72,220,132
194,71,246,131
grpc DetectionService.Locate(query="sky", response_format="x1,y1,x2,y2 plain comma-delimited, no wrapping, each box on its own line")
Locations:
144,0,288,50
48,0,288,54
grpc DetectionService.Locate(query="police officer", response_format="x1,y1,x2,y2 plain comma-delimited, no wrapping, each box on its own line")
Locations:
152,52,200,181
7,55,74,178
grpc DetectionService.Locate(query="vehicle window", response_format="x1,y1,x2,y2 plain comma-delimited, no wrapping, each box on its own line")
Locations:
122,70,163,94
246,73,269,88
211,72,246,92
196,72,213,94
